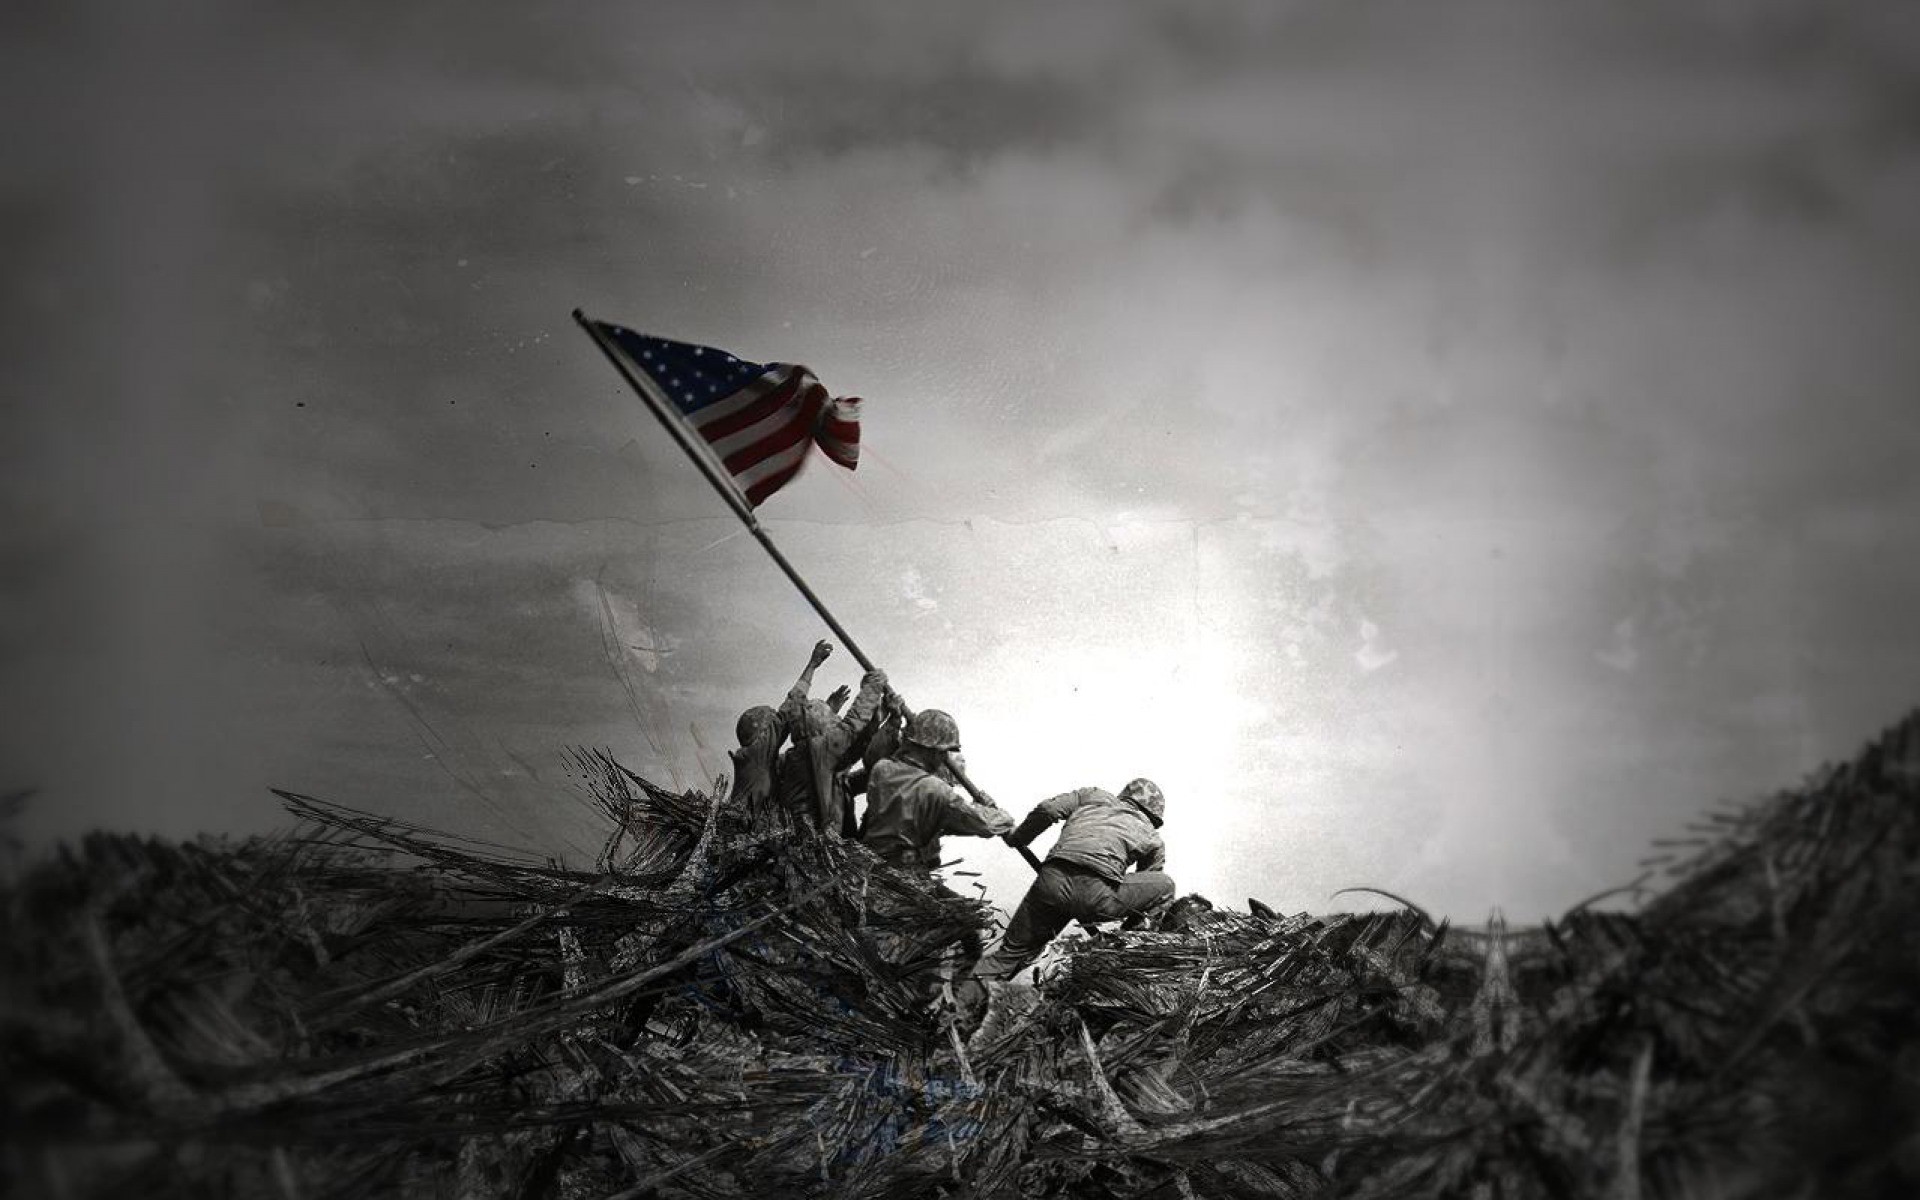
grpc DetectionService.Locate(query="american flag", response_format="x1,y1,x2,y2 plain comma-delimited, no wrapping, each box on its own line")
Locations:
590,321,861,507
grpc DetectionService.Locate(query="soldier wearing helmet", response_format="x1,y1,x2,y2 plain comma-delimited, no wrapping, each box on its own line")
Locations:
773,639,891,836
860,707,1012,976
859,708,1013,870
963,777,1175,1003
726,703,787,819
728,640,838,820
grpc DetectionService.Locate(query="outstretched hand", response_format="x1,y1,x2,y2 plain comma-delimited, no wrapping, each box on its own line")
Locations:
825,683,852,713
809,639,834,667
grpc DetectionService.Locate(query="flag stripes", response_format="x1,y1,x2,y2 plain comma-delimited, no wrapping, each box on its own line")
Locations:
590,321,861,509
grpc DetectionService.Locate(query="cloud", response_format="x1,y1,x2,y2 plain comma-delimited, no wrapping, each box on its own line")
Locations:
1355,618,1399,674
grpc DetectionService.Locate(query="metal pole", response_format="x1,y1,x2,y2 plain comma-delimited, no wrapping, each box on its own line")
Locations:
573,309,877,670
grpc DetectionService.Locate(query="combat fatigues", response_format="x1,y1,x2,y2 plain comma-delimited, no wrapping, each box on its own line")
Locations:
969,787,1174,986
775,670,889,835
727,706,785,820
860,759,1013,869
862,757,1013,970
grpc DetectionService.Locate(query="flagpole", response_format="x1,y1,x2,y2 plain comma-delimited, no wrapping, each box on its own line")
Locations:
574,308,1043,875
572,308,878,672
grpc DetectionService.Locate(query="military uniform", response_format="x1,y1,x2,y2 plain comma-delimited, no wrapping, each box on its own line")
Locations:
861,755,1013,971
969,781,1174,988
775,669,889,834
727,705,785,820
860,759,1013,868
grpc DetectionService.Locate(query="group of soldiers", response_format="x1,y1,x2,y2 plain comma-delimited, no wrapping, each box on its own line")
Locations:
727,640,1178,1015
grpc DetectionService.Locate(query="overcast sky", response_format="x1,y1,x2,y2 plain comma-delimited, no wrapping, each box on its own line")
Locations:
4,0,1918,920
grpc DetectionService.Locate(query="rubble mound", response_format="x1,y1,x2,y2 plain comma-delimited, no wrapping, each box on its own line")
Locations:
5,717,1919,1198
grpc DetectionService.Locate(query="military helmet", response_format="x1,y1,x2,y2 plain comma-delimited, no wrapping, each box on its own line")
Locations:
794,698,836,741
904,708,962,751
735,705,781,746
1119,778,1166,826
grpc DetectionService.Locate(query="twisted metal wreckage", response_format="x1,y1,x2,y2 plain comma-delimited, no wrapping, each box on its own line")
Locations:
4,708,1918,1198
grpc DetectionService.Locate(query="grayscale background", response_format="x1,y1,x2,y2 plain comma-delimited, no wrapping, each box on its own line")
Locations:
4,0,1917,922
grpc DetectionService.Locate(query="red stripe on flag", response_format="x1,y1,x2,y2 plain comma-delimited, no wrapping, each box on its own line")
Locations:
721,387,823,476
815,442,858,471
695,372,803,444
815,395,860,469
745,461,806,507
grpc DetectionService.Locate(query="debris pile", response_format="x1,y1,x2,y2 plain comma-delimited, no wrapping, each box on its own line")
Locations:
5,716,1918,1197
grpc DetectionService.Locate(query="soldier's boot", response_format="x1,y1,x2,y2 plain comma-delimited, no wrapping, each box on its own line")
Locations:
1119,893,1176,932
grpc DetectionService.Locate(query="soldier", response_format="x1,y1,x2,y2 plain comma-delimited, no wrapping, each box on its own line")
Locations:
859,708,1012,870
728,640,849,826
843,688,907,835
726,703,786,821
963,778,1175,1000
860,708,1013,971
775,640,890,836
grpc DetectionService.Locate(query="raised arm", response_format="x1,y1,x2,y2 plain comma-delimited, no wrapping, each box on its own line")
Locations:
816,668,891,768
796,638,832,694
842,668,888,728
782,639,834,720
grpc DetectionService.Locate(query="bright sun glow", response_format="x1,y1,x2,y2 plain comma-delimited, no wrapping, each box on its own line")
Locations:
924,523,1246,916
